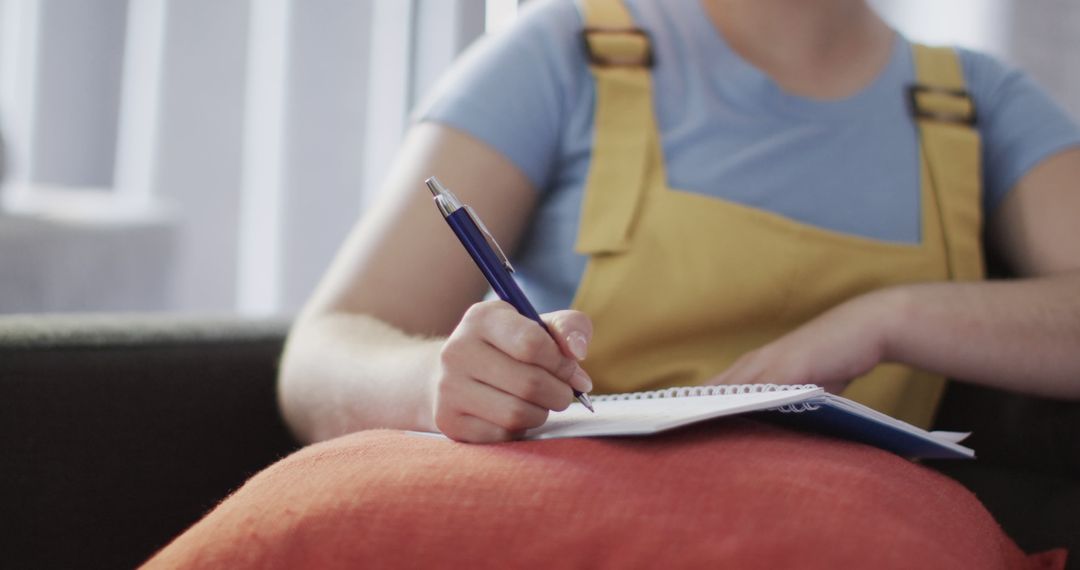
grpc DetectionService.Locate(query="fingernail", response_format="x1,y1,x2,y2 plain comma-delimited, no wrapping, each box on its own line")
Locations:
566,331,588,361
572,367,593,393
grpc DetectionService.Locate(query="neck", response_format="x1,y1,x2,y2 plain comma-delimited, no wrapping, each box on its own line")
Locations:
702,0,894,99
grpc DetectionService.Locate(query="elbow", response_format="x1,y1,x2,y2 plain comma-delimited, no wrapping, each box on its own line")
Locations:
277,324,328,445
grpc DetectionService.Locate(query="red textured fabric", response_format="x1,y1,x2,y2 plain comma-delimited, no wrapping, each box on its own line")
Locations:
143,420,1066,569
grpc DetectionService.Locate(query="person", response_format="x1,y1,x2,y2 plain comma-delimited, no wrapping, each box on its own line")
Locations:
278,0,1080,445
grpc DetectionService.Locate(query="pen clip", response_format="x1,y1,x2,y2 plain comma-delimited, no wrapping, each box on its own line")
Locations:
464,205,514,273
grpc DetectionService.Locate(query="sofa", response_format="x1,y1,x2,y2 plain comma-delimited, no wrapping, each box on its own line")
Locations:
2,315,1077,569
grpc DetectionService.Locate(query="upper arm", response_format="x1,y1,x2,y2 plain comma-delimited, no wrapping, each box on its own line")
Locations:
987,146,1080,277
302,122,537,336
299,3,583,336
961,50,1080,277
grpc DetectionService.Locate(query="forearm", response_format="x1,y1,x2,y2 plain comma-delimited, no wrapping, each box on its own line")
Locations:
278,312,443,444
882,271,1080,399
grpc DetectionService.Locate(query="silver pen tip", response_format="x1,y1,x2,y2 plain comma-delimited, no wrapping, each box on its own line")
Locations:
425,176,446,197
578,392,595,413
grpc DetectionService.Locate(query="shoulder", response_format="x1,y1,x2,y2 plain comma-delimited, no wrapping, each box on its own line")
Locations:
951,47,1024,108
413,0,591,192
518,0,583,37
456,0,586,84
950,46,1080,209
950,46,1076,133
471,0,582,59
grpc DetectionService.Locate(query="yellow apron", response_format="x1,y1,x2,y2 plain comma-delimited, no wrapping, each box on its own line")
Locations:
573,0,984,428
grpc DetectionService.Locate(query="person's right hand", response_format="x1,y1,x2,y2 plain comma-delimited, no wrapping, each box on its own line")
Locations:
430,300,594,443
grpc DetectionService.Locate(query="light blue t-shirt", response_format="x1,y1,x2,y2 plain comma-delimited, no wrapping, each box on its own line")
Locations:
417,0,1080,313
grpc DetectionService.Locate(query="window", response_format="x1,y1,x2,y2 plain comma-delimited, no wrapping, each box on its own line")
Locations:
0,0,502,315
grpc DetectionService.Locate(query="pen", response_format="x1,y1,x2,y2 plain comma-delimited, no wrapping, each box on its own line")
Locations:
425,176,594,412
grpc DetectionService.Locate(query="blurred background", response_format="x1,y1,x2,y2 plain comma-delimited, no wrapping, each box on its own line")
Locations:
0,0,1077,317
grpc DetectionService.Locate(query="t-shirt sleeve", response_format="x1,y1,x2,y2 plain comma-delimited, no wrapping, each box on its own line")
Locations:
413,0,585,193
960,48,1080,212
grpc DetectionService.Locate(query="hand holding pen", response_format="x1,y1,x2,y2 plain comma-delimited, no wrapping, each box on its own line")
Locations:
426,177,595,442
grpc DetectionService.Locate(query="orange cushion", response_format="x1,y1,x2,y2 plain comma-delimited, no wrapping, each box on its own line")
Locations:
142,420,1066,569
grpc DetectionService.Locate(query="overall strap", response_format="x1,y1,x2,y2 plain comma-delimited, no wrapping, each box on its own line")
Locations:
910,44,986,281
575,0,655,255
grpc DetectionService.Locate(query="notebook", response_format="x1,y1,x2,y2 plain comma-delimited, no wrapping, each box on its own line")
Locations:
523,384,974,460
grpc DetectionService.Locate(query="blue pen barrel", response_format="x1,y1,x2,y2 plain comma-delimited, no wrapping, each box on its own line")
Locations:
446,209,546,325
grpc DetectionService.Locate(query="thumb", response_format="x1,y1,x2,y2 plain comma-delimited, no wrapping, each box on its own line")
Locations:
541,310,593,362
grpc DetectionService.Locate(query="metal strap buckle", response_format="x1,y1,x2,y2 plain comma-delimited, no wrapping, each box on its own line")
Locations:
908,84,977,126
580,27,654,68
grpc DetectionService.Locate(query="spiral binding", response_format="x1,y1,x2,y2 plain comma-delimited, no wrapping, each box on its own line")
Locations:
594,383,819,402
774,401,822,413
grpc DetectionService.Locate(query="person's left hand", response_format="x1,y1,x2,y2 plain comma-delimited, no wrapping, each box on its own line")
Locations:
708,289,902,393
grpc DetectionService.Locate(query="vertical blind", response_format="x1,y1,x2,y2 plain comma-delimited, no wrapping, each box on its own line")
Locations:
0,0,492,314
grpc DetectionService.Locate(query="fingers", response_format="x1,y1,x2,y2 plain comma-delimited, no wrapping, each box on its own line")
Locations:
470,341,575,411
708,352,757,385
434,301,594,443
437,414,522,444
463,302,593,392
709,344,813,387
433,372,551,441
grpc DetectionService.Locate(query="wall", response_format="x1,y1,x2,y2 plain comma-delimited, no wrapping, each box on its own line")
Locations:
1009,0,1080,118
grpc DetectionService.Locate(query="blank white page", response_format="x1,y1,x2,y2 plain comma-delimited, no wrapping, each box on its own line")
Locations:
526,386,823,440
